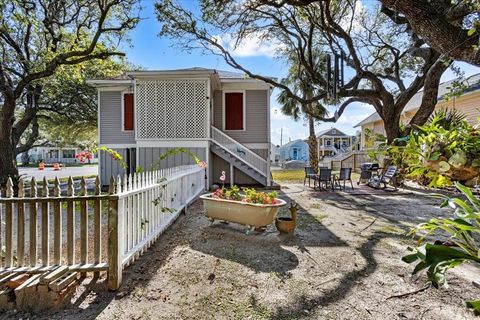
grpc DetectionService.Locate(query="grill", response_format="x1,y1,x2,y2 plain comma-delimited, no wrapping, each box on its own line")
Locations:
358,162,380,184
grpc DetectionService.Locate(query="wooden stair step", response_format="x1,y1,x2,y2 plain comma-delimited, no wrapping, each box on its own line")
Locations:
39,266,69,285
0,272,20,286
49,272,78,292
6,273,30,289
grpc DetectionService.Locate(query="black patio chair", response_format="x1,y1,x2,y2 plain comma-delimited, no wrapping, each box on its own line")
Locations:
304,167,317,187
314,168,334,191
335,167,354,190
368,165,398,190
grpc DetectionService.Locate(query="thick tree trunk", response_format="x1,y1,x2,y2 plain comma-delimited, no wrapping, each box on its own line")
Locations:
0,137,18,186
383,113,402,144
0,100,20,187
307,115,319,173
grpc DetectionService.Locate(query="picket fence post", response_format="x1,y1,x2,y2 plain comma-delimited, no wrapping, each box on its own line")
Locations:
108,176,124,290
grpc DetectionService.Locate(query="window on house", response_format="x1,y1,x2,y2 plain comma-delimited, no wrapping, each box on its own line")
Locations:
224,92,244,130
123,93,134,131
62,150,75,158
332,129,336,134
326,140,331,146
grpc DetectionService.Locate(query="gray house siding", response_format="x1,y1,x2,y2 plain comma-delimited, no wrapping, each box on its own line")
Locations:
252,149,269,160
99,91,136,144
213,90,268,144
137,147,206,172
211,148,269,186
99,148,128,184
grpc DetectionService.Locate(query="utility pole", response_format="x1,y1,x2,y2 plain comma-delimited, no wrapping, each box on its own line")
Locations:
280,127,283,146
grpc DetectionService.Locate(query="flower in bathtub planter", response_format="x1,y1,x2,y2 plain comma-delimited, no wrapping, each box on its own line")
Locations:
212,186,279,205
201,186,286,232
212,185,241,201
243,188,279,205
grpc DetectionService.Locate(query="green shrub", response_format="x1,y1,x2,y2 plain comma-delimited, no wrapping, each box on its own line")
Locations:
403,182,480,314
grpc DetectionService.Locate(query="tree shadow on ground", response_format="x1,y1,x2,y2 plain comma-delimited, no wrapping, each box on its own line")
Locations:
270,231,403,319
189,191,349,274
311,190,450,230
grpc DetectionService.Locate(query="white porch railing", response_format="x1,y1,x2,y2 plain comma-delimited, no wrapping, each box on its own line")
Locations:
0,165,205,290
211,126,267,176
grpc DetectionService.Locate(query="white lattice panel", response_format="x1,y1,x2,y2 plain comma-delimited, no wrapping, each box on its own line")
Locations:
136,80,208,139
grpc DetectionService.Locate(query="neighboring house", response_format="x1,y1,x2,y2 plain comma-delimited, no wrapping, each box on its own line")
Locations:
355,73,480,150
270,143,280,165
278,139,309,164
88,67,273,187
16,144,98,164
316,128,353,158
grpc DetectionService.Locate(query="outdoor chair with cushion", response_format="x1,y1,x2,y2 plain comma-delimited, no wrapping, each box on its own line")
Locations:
314,168,334,191
335,167,354,190
304,167,317,187
368,165,398,190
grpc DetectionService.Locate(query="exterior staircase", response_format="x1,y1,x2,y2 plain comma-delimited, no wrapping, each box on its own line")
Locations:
210,126,269,186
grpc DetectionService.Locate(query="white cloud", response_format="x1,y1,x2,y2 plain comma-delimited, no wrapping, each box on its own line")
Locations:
212,33,282,58
271,125,308,146
336,113,371,126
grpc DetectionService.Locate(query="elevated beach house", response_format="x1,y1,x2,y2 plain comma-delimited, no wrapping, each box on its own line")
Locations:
316,127,353,158
88,68,273,187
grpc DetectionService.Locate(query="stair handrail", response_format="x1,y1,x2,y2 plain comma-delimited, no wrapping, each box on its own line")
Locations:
210,126,267,176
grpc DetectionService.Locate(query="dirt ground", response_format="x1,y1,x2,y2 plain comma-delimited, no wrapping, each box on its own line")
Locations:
4,183,480,319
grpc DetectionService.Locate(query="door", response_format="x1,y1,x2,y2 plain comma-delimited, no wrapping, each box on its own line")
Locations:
292,148,299,160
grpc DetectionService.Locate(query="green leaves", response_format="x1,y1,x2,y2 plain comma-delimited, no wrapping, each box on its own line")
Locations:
404,183,480,313
403,244,480,288
466,300,480,316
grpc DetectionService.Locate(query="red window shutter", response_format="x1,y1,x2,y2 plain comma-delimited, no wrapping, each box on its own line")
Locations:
225,92,244,130
124,93,134,131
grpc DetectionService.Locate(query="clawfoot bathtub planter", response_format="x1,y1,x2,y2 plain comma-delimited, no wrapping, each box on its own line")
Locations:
200,194,286,233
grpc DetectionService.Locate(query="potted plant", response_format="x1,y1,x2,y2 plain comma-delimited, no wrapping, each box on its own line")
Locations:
200,183,286,232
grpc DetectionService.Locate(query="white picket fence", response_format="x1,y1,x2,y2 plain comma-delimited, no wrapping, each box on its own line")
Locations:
0,165,205,290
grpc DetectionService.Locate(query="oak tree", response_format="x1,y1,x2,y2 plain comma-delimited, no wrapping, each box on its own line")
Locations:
0,0,140,185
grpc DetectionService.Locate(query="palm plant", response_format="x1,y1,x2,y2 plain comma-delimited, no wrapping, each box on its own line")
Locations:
277,61,327,172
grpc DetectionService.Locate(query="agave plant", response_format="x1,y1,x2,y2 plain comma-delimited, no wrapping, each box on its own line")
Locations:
403,183,480,314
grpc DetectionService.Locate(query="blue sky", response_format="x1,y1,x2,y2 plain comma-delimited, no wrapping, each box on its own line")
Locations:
122,0,480,146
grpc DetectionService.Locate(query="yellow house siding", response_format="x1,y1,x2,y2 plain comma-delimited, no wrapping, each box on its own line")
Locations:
360,91,480,149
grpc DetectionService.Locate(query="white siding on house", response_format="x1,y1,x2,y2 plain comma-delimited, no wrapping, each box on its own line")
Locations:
213,90,269,144
99,91,136,145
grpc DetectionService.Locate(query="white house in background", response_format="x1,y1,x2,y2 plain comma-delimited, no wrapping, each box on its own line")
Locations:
270,143,280,164
88,67,274,187
17,144,98,164
316,128,353,158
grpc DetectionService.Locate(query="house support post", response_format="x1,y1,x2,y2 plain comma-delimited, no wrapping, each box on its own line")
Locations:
229,164,234,186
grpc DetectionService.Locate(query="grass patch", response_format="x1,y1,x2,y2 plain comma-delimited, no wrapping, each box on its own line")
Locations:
377,224,406,235
312,213,327,223
273,169,361,184
272,169,304,183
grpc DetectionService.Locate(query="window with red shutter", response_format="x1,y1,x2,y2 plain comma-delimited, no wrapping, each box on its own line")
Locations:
123,93,134,131
224,92,244,130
